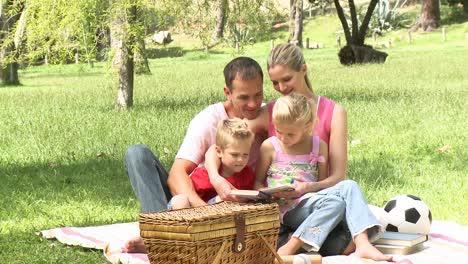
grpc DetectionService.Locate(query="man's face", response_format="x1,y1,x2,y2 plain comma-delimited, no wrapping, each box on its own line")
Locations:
225,74,263,120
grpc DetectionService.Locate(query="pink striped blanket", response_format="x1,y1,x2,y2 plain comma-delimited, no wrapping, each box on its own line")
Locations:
39,220,468,264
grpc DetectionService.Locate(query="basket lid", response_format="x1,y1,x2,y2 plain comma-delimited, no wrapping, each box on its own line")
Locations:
139,201,279,235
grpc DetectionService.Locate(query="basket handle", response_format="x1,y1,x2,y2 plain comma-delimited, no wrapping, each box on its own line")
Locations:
212,239,229,264
257,232,285,264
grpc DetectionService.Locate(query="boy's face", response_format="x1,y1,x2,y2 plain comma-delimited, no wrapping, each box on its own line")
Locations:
217,139,252,175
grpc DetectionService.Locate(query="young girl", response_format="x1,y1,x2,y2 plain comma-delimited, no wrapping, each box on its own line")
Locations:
254,92,328,218
255,93,391,262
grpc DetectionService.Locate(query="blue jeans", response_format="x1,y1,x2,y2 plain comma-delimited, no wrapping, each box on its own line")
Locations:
124,144,172,213
282,180,381,253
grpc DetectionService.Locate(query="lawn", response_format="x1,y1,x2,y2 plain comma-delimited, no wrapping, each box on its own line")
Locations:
0,7,467,264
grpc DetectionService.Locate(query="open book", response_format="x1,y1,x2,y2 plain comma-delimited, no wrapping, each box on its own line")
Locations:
373,232,428,247
230,185,294,200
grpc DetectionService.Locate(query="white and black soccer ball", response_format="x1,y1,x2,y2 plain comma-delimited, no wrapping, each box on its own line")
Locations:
382,194,432,235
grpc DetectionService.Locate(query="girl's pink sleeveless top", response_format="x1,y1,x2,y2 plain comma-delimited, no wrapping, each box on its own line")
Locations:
267,96,335,146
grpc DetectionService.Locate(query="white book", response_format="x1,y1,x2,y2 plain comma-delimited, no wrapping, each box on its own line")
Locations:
373,232,428,247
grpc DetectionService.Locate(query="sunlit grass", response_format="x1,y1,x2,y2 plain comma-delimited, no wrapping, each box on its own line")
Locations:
1,7,467,263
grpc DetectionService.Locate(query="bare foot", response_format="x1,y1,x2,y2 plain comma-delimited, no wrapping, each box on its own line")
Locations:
354,243,393,262
125,236,147,253
277,237,303,256
342,240,356,255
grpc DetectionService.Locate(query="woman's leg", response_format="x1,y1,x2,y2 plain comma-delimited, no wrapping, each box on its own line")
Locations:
279,195,346,255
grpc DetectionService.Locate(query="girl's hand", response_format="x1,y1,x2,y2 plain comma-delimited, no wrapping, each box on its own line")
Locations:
292,177,321,193
272,189,301,199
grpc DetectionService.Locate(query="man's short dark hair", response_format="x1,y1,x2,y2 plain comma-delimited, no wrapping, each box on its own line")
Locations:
223,57,263,91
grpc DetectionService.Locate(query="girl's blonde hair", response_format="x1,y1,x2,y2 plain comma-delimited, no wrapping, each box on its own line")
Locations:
267,43,313,92
216,118,254,149
272,93,315,126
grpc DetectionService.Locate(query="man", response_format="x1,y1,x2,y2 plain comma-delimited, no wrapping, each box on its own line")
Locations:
124,57,264,213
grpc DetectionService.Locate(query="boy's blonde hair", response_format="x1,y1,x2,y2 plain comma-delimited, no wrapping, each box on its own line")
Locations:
216,118,254,149
267,43,313,92
272,93,316,126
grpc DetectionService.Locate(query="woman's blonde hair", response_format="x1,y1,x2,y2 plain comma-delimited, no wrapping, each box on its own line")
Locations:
216,118,254,149
272,93,315,126
267,43,313,92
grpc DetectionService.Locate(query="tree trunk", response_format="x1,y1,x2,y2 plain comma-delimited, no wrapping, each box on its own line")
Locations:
213,0,227,40
358,0,379,44
411,0,440,32
333,0,352,44
134,38,150,75
0,0,23,86
289,0,303,47
111,1,135,109
348,0,359,44
334,0,385,65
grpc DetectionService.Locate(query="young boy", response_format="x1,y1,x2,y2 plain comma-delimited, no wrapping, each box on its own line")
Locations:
169,118,255,209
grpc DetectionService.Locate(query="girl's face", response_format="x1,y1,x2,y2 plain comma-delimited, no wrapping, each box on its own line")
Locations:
268,64,307,96
274,120,312,148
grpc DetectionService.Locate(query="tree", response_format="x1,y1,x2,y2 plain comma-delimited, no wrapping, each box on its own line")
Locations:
289,0,304,47
213,0,228,40
0,0,25,85
111,0,143,109
411,0,440,32
334,0,388,65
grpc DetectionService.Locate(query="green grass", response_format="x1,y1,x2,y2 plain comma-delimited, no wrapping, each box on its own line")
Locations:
1,7,467,263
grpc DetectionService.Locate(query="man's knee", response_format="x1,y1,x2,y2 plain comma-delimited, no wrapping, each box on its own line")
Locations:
125,144,153,164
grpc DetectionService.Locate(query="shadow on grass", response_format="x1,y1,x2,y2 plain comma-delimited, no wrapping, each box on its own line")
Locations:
441,6,468,25
96,93,224,114
146,47,187,59
21,71,105,80
1,156,138,227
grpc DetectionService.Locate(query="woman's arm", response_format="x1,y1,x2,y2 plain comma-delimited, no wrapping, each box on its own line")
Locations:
316,104,348,190
317,139,329,182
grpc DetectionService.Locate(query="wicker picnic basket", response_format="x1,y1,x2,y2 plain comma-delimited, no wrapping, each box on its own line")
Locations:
139,201,281,264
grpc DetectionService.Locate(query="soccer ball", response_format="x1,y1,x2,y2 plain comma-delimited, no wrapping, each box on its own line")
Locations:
382,194,432,235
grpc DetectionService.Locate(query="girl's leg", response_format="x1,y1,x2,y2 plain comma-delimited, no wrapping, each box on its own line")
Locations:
279,195,346,255
319,180,381,240
322,180,391,261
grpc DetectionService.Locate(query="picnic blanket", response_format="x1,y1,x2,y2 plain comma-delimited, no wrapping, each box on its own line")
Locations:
39,219,468,264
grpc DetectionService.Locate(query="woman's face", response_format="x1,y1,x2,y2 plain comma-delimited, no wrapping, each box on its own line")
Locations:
268,64,307,96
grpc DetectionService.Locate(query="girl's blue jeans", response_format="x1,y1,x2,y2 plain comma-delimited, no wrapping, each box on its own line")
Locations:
282,180,382,253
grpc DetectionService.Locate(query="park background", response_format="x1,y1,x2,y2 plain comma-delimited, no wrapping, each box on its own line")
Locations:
0,0,467,263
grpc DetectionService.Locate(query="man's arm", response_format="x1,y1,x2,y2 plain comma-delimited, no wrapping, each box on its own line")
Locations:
167,158,207,207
